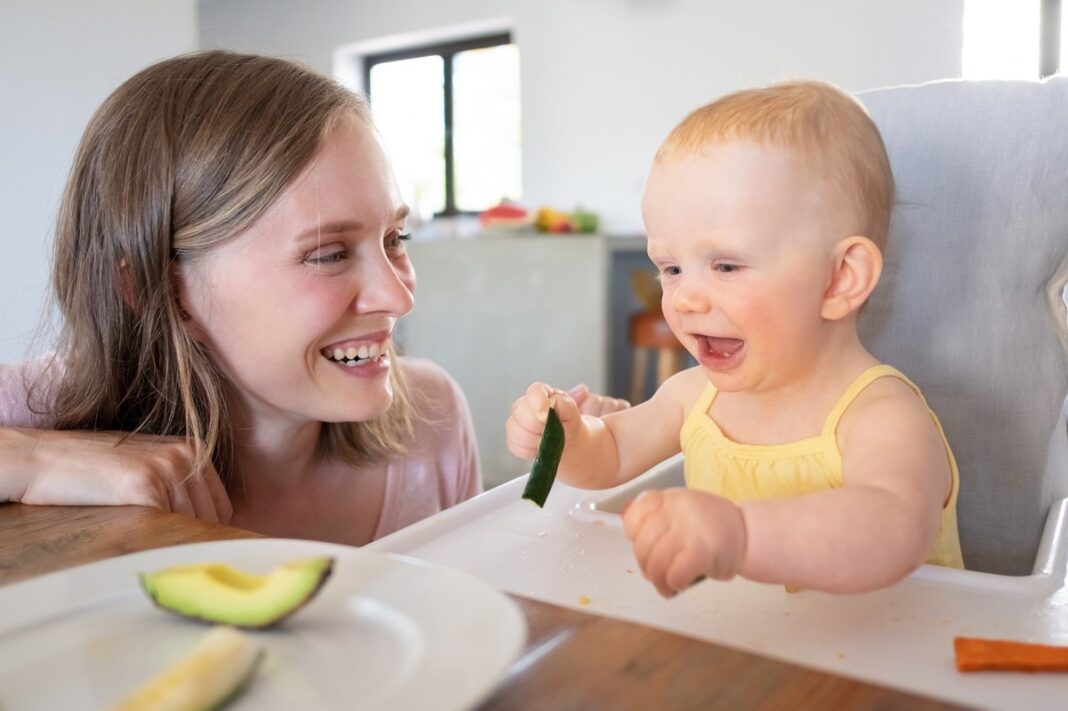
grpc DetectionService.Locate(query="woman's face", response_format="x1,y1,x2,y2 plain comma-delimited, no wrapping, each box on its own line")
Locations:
179,117,416,428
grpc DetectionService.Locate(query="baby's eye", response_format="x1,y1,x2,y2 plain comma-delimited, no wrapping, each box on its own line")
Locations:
657,265,681,279
713,262,741,274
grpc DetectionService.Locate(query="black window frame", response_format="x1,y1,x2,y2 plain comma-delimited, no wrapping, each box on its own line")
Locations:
363,32,514,217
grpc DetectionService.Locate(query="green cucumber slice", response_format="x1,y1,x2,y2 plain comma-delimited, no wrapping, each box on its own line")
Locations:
522,406,565,508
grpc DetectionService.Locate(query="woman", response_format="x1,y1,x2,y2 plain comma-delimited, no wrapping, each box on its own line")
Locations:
0,51,624,545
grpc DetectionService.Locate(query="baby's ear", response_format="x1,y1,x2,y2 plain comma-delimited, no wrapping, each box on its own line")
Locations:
820,236,882,321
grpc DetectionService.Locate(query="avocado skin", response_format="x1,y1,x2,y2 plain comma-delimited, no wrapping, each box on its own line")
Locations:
139,557,335,629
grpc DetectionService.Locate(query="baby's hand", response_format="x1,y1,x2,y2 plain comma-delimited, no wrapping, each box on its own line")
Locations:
622,488,747,598
567,383,630,417
506,382,586,460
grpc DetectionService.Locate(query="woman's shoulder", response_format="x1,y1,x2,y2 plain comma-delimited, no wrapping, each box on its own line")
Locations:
375,357,482,538
399,354,456,387
399,355,468,419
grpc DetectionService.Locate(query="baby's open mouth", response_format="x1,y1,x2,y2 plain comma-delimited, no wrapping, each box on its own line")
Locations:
321,340,387,368
697,335,745,358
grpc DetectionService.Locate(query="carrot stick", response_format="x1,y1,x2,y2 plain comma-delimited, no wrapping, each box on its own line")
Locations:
954,636,1068,672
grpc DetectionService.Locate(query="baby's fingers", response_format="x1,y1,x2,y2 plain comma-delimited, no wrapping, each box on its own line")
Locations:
522,381,554,416
641,532,682,598
505,412,544,459
570,384,631,417
622,489,664,539
664,549,706,594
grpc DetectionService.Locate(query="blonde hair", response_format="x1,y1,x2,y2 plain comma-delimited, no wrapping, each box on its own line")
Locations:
45,50,414,483
656,80,894,249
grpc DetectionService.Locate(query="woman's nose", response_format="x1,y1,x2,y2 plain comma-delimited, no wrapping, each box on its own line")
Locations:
355,255,415,317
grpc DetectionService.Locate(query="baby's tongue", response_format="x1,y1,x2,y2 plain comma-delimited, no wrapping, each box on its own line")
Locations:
706,337,744,357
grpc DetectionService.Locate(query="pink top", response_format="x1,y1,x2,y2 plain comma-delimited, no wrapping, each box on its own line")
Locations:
0,355,482,540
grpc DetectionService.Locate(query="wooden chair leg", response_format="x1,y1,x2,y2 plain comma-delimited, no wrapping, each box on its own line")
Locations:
655,347,678,387
631,347,649,404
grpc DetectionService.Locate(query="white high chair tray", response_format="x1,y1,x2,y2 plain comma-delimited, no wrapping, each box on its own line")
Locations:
368,456,1068,711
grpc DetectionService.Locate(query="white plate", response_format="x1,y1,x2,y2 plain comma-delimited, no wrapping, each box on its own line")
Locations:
0,538,526,710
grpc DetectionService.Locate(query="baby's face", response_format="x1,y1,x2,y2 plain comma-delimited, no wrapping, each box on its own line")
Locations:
179,118,416,430
642,140,853,393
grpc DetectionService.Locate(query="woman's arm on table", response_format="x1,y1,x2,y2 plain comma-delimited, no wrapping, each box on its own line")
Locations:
0,426,232,522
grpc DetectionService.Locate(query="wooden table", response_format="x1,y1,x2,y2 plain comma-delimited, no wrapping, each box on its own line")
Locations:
0,503,965,710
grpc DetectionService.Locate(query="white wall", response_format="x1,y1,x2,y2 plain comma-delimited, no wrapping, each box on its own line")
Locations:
198,0,964,234
0,0,198,362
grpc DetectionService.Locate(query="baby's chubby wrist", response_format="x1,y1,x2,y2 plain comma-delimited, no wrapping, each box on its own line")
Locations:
731,501,751,577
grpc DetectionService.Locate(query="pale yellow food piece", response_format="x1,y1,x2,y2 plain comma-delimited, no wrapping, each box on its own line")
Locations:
112,625,262,711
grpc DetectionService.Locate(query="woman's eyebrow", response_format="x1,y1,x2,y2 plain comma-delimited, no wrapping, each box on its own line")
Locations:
294,220,363,243
294,207,410,243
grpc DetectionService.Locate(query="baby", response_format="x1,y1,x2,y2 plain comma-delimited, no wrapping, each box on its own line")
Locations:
507,80,964,596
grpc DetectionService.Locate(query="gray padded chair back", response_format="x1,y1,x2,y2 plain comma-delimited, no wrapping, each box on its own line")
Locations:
858,78,1068,575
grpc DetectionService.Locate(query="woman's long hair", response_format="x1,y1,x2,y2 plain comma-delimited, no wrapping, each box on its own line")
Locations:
44,50,414,483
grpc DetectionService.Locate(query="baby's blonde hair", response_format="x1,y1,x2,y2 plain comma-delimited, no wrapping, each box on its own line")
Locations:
656,80,894,250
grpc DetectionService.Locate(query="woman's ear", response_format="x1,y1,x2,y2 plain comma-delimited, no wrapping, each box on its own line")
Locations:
170,264,207,343
820,236,883,321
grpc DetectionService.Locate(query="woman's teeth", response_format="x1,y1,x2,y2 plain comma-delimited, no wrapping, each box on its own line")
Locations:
327,342,385,367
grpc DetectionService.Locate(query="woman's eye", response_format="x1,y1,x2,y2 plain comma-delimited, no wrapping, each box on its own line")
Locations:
305,249,347,265
385,232,411,254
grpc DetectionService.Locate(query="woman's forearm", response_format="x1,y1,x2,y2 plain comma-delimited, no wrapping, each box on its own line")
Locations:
0,427,36,502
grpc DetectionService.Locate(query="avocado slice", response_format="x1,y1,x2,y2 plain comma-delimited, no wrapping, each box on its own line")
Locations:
139,557,334,628
114,625,263,711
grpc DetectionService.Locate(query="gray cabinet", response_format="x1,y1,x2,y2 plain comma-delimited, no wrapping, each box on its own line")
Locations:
398,233,643,486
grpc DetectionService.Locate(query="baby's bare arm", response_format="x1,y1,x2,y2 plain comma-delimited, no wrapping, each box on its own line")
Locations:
738,378,950,593
593,367,705,484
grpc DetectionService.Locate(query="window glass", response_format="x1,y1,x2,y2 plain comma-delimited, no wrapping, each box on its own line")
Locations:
962,0,1041,79
452,44,522,212
369,55,446,218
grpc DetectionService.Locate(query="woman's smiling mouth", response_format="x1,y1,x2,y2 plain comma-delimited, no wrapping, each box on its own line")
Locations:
321,337,389,368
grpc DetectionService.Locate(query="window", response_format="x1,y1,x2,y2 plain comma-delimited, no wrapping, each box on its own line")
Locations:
962,0,1062,79
365,34,522,219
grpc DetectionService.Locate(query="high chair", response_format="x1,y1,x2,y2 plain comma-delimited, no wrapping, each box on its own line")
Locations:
628,268,687,403
856,77,1068,575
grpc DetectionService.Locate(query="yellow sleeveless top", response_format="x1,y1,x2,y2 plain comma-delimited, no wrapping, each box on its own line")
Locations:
680,365,964,568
